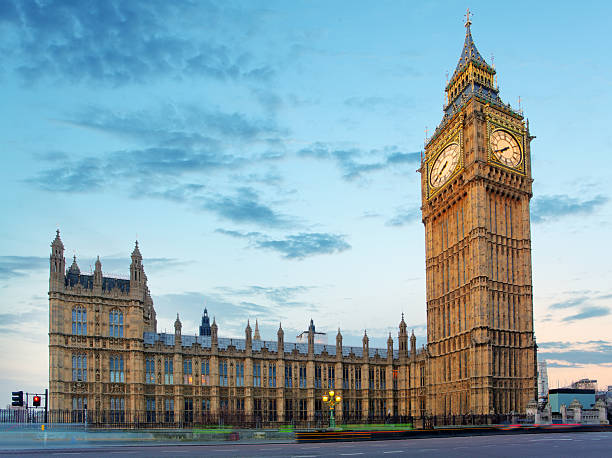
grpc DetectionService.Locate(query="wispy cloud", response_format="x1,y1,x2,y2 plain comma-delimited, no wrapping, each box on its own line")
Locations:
298,143,420,181
204,188,292,228
532,194,608,223
0,256,48,280
217,229,351,259
562,306,610,322
344,95,413,110
538,340,612,367
386,206,420,227
2,0,273,86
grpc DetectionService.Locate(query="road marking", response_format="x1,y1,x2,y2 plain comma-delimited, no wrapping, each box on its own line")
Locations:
292,455,319,458
260,449,278,451
340,454,364,456
383,451,404,454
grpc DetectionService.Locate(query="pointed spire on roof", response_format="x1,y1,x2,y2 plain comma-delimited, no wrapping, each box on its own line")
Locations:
451,12,488,81
68,254,80,274
51,229,64,249
95,255,101,271
131,240,142,260
253,319,261,340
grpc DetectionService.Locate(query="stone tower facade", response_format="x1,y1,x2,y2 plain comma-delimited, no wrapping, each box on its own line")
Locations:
420,18,537,415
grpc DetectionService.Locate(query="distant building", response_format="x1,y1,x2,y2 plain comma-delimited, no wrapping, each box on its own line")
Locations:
199,308,211,336
549,388,595,413
571,378,597,390
537,361,549,403
296,319,327,345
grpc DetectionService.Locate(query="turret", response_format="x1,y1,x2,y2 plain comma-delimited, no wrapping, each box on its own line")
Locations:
277,323,284,354
245,320,252,343
387,333,394,362
174,313,182,347
399,313,408,357
253,319,261,341
49,230,65,291
410,329,417,357
211,317,218,350
129,241,145,297
336,328,343,361
308,318,315,355
362,330,369,359
68,255,80,275
199,307,211,336
93,256,102,291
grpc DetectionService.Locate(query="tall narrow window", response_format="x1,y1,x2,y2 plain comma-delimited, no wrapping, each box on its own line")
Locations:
285,364,293,388
314,365,322,389
109,356,124,383
355,367,362,390
72,307,87,335
268,364,276,388
201,359,209,385
145,358,155,384
110,397,125,423
109,310,123,338
164,358,173,384
72,354,87,381
183,359,193,385
327,366,335,389
236,362,244,387
146,398,156,422
219,361,228,387
253,363,261,387
299,365,307,388
164,398,174,423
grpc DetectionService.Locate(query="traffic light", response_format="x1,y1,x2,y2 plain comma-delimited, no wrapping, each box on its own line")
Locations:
11,391,23,407
33,395,41,407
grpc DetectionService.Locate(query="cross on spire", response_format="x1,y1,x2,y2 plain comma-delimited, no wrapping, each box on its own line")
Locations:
465,8,472,28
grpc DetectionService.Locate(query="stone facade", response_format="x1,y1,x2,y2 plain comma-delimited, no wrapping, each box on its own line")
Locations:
47,20,538,423
48,233,428,422
419,20,537,415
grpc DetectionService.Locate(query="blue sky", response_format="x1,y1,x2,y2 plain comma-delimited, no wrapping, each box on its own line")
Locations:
1,0,611,403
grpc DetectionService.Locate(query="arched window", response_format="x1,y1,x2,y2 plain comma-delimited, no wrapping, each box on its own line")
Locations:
109,355,124,383
72,307,87,335
109,310,123,338
72,354,87,381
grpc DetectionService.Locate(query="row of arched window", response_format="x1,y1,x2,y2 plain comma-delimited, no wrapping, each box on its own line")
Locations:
70,307,123,337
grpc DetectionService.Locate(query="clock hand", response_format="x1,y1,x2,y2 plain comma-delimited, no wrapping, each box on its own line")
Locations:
494,146,509,153
438,162,448,175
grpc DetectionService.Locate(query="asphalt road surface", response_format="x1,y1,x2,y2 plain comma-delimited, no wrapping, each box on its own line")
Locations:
1,431,611,457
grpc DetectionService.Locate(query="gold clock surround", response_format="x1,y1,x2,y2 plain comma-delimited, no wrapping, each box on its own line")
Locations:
486,120,526,174
426,131,463,199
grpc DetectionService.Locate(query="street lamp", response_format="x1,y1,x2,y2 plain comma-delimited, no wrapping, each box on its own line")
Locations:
321,390,342,429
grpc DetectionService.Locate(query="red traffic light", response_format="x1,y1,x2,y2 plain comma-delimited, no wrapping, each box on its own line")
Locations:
33,395,41,407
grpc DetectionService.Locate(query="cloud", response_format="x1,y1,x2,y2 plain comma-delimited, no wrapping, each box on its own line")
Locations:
538,340,612,366
2,0,273,86
217,229,351,259
386,206,420,227
562,306,610,322
298,143,420,181
549,297,588,310
532,194,608,223
204,187,291,228
0,256,48,280
217,285,312,308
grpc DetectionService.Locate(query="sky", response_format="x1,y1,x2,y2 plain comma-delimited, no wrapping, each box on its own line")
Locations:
1,0,611,404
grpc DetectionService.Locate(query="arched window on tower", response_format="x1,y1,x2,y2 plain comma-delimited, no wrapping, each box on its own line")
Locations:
72,354,87,381
72,307,87,335
110,355,124,383
109,310,123,338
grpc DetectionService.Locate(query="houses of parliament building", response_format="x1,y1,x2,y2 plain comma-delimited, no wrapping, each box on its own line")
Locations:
48,20,537,424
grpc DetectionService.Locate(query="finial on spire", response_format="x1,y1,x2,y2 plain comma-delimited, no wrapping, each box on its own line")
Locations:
465,8,472,28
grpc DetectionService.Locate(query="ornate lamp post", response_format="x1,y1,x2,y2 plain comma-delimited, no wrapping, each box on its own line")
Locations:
322,390,342,429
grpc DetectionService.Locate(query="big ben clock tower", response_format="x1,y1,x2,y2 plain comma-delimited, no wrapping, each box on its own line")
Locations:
420,14,537,416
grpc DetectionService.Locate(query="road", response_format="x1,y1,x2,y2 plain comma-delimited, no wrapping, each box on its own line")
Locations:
0,431,610,457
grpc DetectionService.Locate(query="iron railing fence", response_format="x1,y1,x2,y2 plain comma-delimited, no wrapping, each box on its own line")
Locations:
0,409,531,429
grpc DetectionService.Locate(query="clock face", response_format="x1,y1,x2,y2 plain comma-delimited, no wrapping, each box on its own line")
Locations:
490,130,521,167
430,143,460,188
